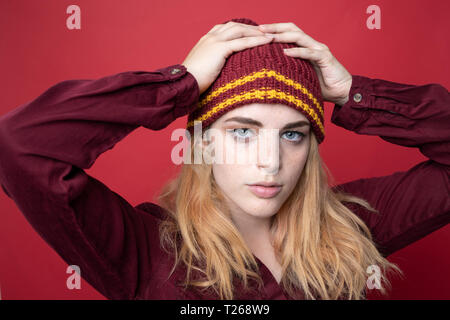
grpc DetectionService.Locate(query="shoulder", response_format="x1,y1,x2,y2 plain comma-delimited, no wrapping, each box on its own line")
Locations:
134,201,170,220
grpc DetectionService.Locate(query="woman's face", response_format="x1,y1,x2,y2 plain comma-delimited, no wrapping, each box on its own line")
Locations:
206,103,311,222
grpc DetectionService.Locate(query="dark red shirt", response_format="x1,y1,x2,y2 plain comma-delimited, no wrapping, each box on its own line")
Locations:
0,64,448,300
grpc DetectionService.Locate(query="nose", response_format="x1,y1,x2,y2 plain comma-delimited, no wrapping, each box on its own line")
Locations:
256,128,280,175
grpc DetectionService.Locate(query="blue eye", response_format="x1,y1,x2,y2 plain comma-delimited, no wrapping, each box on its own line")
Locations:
227,128,256,141
227,128,305,143
282,131,304,142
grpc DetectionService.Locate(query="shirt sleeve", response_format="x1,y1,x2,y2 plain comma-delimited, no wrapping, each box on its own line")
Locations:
331,75,450,257
0,64,200,299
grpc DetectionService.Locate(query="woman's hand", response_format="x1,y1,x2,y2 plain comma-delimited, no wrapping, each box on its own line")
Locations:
259,22,352,106
182,22,274,95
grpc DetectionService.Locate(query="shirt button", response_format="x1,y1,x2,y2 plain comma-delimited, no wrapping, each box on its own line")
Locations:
353,93,362,103
170,68,181,75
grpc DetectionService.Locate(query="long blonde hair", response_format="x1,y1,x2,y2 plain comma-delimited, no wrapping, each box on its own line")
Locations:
157,129,403,299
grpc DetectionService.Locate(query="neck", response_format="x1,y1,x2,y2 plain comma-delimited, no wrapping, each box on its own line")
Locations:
219,194,275,253
229,209,274,252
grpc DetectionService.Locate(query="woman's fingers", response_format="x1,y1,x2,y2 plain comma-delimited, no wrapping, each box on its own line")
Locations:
216,22,274,54
284,46,332,62
219,23,266,41
258,22,302,33
207,23,223,34
221,21,260,32
258,23,333,64
264,30,321,49
259,22,326,51
283,47,322,61
227,35,274,54
257,22,352,105
182,21,275,95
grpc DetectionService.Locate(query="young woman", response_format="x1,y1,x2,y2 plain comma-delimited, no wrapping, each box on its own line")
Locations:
0,18,448,300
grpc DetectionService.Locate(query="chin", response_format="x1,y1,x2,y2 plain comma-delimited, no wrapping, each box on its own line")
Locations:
242,201,281,218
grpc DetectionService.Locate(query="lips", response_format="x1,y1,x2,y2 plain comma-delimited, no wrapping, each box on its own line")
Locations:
247,184,282,199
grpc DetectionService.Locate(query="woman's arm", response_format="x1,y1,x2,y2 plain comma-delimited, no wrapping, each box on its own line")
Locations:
0,64,200,299
331,75,450,257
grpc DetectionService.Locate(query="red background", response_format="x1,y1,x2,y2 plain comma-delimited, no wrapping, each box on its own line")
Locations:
0,0,449,299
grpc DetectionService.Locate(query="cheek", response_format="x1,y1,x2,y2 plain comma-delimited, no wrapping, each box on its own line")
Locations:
283,148,309,185
212,164,242,193
290,150,308,169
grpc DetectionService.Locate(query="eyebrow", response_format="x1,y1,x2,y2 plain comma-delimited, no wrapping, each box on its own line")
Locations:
224,116,310,130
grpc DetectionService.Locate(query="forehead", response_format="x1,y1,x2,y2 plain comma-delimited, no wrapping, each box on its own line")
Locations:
216,103,309,124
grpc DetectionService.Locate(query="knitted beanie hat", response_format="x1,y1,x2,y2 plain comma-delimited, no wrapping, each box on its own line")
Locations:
186,17,325,144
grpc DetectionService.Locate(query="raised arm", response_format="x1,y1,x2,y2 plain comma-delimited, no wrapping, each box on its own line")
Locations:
0,64,200,299
331,75,450,257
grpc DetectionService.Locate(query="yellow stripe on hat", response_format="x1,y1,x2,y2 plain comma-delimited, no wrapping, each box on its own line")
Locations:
187,87,324,135
196,68,324,117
